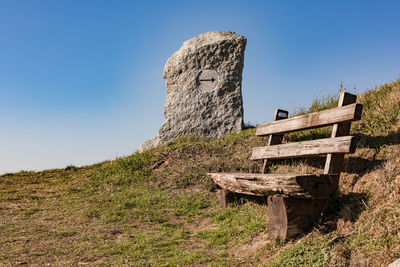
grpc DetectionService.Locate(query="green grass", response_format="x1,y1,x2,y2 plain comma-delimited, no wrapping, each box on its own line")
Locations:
269,235,333,267
294,94,339,115
1,78,400,265
0,140,271,265
356,79,400,135
198,202,267,246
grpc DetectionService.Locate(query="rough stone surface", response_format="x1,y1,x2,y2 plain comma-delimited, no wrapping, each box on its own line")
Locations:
139,31,246,151
389,258,400,267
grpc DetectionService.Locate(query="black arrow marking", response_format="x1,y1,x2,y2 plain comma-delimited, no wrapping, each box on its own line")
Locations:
199,77,215,83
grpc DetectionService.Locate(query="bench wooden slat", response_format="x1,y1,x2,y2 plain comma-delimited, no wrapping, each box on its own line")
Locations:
255,103,362,136
251,136,356,160
324,92,357,174
210,91,362,240
262,109,289,173
209,172,339,199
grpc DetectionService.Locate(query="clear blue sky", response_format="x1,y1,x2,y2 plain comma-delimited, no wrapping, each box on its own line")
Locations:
1,0,400,174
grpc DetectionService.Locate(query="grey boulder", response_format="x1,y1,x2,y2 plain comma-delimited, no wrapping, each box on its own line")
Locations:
139,31,246,151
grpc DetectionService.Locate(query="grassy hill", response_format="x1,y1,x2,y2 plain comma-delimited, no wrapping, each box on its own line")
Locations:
1,79,400,266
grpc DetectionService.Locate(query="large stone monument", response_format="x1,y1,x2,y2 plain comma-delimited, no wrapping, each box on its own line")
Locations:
139,31,246,151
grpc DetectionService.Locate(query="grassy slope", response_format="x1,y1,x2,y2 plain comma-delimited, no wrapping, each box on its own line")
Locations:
1,79,400,266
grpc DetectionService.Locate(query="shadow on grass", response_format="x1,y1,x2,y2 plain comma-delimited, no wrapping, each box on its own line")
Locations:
268,155,383,177
343,157,383,176
357,132,400,150
214,187,369,238
320,192,369,233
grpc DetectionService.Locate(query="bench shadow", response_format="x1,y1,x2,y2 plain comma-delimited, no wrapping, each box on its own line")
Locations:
220,191,369,237
219,190,268,206
316,132,400,231
356,132,400,150
273,156,383,177
305,131,400,175
218,132,399,237
343,157,383,175
319,192,369,233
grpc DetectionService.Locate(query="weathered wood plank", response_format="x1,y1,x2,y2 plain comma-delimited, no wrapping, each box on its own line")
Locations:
324,92,359,174
251,136,356,160
268,196,327,240
256,103,362,136
209,173,339,199
216,188,236,207
262,109,289,173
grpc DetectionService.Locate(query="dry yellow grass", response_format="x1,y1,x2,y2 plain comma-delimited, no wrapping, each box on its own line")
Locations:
1,78,400,266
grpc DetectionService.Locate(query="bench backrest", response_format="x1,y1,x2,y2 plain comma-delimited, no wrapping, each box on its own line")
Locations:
253,92,363,175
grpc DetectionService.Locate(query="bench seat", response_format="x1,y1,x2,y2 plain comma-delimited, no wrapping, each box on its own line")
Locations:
209,92,362,240
209,172,339,199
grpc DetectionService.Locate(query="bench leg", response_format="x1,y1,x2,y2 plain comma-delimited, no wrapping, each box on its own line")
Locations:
267,196,327,240
216,188,237,207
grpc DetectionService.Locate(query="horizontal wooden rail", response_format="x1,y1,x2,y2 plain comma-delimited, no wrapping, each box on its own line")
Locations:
251,136,357,160
209,173,339,199
255,103,363,136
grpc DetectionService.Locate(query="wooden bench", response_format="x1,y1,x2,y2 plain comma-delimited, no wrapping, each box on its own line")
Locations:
209,92,363,240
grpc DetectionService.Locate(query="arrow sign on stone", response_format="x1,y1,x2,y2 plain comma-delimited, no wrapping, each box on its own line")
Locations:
199,78,216,82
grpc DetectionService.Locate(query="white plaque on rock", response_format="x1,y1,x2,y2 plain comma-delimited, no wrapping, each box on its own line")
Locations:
196,70,219,93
